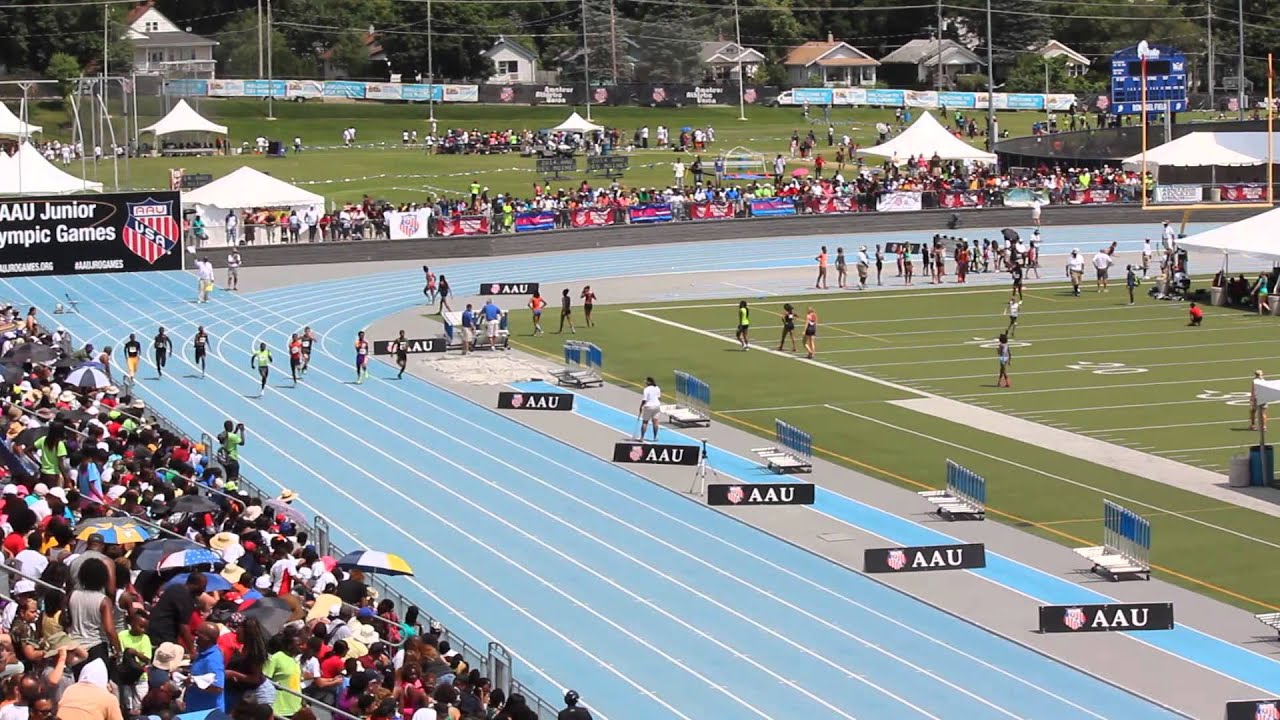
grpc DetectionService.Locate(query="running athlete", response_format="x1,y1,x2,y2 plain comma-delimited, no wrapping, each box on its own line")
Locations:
581,286,597,327
250,342,272,397
123,334,142,379
778,303,797,352
193,326,209,377
299,327,315,374
288,333,303,385
423,266,437,305
528,293,546,335
394,330,409,379
735,300,750,350
803,307,818,359
557,289,576,334
996,333,1012,387
354,331,370,384
437,275,452,314
153,327,172,379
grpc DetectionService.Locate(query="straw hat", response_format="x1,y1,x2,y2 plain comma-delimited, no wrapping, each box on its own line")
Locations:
306,593,343,622
219,564,246,585
209,532,239,553
241,506,264,522
343,639,369,659
278,489,299,503
152,642,189,671
349,621,380,647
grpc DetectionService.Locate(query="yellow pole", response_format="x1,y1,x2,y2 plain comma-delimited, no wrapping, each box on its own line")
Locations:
1141,55,1149,209
1269,53,1274,204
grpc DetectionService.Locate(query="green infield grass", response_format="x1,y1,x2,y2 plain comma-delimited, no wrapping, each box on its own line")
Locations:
508,277,1280,613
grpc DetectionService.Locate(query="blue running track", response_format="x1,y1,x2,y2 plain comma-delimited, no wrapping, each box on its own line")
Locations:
3,222,1272,720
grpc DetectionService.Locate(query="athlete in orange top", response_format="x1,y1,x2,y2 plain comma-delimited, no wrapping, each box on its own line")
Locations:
528,293,546,335
815,246,829,289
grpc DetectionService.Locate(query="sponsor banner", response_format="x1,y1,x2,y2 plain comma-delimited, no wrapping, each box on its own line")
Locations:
808,196,859,214
208,79,244,97
905,90,937,108
372,338,446,355
865,88,905,107
688,203,735,221
496,391,574,411
479,282,540,296
1006,93,1046,110
748,197,796,217
1224,699,1280,720
435,216,490,237
443,84,479,103
1003,187,1051,208
707,483,816,506
364,82,403,101
0,191,183,276
938,91,977,109
386,209,431,240
571,207,614,228
876,191,922,212
1038,602,1174,633
515,210,557,233
1069,188,1119,205
627,204,673,224
532,85,579,105
1154,184,1202,204
686,85,726,105
1046,93,1077,111
1222,184,1268,202
645,85,679,107
402,84,443,102
793,88,834,105
864,543,986,574
165,79,208,97
323,81,366,99
939,191,986,209
243,79,286,97
612,442,700,466
883,241,924,254
831,88,865,106
285,80,323,99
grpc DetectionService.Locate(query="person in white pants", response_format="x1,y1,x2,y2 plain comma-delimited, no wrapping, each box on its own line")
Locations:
638,377,662,442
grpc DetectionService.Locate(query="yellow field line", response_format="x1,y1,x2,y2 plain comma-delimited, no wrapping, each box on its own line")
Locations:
1040,504,1245,527
823,324,890,344
510,338,1280,612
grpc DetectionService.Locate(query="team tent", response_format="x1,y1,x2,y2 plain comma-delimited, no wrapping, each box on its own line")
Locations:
0,143,102,196
1122,132,1278,170
858,111,997,164
182,166,323,246
551,112,603,134
140,99,228,138
0,102,42,138
1177,206,1280,260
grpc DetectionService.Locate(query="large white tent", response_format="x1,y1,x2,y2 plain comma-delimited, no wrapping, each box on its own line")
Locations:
551,112,603,134
183,166,323,246
0,143,102,196
0,102,41,138
859,112,997,164
1177,206,1280,259
1122,132,1279,169
140,99,228,138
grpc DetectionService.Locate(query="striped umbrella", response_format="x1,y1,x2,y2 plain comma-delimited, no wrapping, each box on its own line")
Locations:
335,550,414,576
65,365,111,389
157,548,224,571
75,519,154,545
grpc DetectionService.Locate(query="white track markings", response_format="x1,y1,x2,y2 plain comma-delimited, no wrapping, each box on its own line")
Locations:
951,375,1249,399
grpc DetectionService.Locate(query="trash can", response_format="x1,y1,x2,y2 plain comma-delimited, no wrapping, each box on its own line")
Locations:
1249,444,1274,486
1229,454,1251,487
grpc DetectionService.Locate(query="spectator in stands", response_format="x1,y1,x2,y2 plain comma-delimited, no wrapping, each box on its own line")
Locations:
55,659,121,720
559,690,593,719
185,623,225,712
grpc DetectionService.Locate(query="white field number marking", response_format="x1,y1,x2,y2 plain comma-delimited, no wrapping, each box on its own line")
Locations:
1066,361,1149,375
967,337,1031,349
1197,390,1252,406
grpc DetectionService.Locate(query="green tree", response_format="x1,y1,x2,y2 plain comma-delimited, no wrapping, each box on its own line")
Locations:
377,2,496,82
46,53,82,99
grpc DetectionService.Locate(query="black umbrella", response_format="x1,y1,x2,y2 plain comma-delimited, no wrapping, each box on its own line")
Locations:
0,364,24,385
3,344,56,365
242,597,295,636
172,494,220,515
13,426,47,447
134,538,203,572
1001,228,1020,243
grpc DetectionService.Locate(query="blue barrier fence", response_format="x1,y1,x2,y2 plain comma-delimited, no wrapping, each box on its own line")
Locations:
564,341,603,372
775,419,812,460
945,460,987,510
1103,499,1151,568
674,370,711,413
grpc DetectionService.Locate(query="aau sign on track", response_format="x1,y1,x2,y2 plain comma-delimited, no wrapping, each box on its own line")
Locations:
496,391,574,411
1037,602,1174,633
612,442,700,466
863,543,987,573
479,282,540,296
706,482,816,506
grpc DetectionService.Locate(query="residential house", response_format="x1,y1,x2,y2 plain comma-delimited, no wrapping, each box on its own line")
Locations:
482,37,540,84
124,1,218,78
879,38,984,89
783,35,878,87
1036,39,1091,78
699,40,765,82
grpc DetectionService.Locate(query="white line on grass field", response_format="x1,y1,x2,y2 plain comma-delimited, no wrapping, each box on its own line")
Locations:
1012,398,1229,414
824,404,1280,548
642,284,1084,311
719,403,827,414
704,312,1200,337
911,354,1280,382
840,338,1265,367
1085,419,1244,433
952,375,1249,399
1154,444,1251,455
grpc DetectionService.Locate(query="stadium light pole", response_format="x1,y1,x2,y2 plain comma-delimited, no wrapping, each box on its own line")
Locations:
427,0,435,123
266,0,275,120
581,0,593,121
935,0,943,92
985,0,996,155
1237,0,1245,120
257,0,264,78
734,0,746,121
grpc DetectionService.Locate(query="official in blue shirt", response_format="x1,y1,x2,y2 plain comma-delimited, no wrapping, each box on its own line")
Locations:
460,304,476,354
184,623,226,712
481,300,501,349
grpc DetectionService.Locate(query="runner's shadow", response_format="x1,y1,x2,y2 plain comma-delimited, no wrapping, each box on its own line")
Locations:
182,374,202,379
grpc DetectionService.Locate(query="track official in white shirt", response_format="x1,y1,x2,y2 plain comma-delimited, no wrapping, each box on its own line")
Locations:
638,377,662,442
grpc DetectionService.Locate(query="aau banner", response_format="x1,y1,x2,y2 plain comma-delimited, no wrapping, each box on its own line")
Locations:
612,442,700,466
496,391,574,411
863,543,986,573
387,209,431,240
0,192,183,277
1038,602,1174,633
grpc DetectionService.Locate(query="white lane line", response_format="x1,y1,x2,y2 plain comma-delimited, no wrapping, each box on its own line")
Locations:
1085,419,1243,433
721,281,777,296
911,354,1280,382
952,376,1249,399
842,339,1264,367
1153,444,1250,455
719,404,826,414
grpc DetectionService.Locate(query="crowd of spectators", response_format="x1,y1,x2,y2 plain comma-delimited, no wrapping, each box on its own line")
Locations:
0,308,561,720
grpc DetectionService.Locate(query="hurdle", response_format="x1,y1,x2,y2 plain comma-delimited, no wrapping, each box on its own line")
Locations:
662,370,711,428
918,460,987,521
1073,500,1152,581
752,419,813,473
552,341,603,388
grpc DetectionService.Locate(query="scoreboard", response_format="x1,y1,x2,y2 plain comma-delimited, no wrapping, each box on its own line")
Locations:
1110,44,1187,115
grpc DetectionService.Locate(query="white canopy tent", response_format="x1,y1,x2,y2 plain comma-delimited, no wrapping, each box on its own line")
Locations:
0,102,42,138
140,99,228,138
859,112,997,164
551,112,603,134
0,143,102,196
1177,206,1280,260
1122,132,1279,170
182,166,324,246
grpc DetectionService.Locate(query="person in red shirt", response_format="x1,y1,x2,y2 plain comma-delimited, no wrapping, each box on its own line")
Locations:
289,334,303,385
1188,302,1204,326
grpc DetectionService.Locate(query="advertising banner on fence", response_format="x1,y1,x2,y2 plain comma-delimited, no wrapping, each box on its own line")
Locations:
905,90,937,108
208,79,244,97
1225,699,1280,720
364,83,403,101
386,210,432,240
627,204,673,224
865,89,906,107
938,91,976,109
372,338,446,355
1038,602,1174,633
863,543,986,573
792,88,834,106
1003,188,1051,208
243,80,286,97
435,216,489,237
165,79,209,97
688,203,735,221
1154,185,1202,204
323,81,366,99
515,211,557,233
749,197,796,217
876,192,922,212
402,84,443,102
285,80,324,99
808,196,858,214
571,208,614,228
1221,184,1268,202
939,191,986,209
496,391,574,411
706,483,816,506
0,192,183,276
443,85,479,103
1070,188,1119,205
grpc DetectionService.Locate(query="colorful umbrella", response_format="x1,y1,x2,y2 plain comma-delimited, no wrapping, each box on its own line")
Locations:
164,572,233,593
157,548,223,571
135,538,202,571
791,167,810,178
336,550,414,576
65,365,111,389
75,519,154,544
264,498,307,525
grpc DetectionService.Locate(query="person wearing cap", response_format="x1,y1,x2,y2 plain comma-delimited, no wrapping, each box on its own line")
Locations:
558,690,593,720
1065,249,1085,297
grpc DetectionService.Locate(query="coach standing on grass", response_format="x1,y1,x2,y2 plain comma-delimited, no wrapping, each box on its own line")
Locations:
1066,249,1084,297
1092,248,1114,293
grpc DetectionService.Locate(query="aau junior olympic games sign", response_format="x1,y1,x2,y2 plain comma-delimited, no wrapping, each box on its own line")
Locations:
0,191,183,276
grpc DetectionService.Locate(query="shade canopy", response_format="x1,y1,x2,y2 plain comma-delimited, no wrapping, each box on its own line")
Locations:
1256,378,1280,407
182,166,322,209
859,112,996,164
1122,131,1278,169
0,143,102,196
1177,206,1280,259
0,102,42,138
552,111,603,134
140,99,228,137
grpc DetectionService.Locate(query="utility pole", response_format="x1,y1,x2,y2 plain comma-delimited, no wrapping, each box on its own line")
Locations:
935,0,943,92
1237,0,1245,120
266,0,275,120
581,0,592,121
734,0,746,121
101,5,108,156
985,0,996,154
1207,0,1215,110
257,0,264,78
609,0,619,85
427,0,435,123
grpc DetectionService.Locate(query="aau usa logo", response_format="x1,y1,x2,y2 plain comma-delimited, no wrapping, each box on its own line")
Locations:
886,550,907,570
509,393,524,409
399,213,420,237
726,486,745,504
1063,607,1087,631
